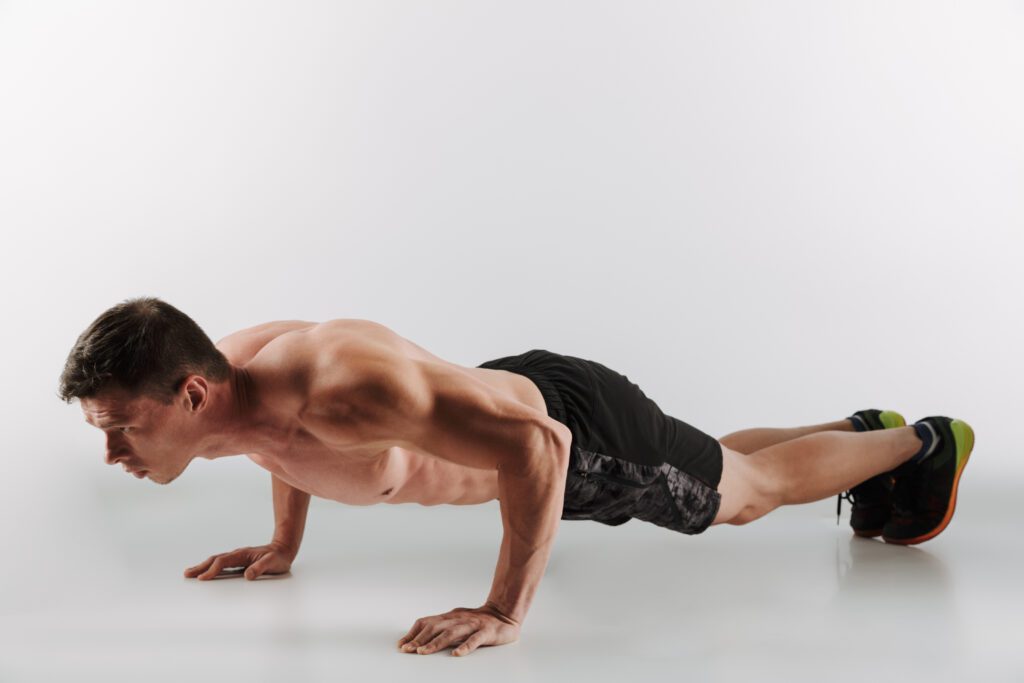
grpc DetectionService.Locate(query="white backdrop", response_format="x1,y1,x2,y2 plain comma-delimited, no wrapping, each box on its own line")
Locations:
1,1,1022,681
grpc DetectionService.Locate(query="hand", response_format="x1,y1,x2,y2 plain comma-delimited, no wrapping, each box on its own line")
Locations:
397,602,521,657
183,542,296,581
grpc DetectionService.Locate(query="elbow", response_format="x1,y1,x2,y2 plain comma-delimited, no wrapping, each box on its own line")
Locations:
500,421,572,479
549,420,572,461
539,419,572,472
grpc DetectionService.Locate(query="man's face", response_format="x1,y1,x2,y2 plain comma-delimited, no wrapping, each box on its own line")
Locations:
80,386,197,485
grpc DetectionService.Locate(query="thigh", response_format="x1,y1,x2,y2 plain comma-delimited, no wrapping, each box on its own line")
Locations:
710,443,764,525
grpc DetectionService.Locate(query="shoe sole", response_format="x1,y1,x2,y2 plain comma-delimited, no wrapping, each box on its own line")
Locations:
849,411,905,537
882,419,975,545
854,528,883,538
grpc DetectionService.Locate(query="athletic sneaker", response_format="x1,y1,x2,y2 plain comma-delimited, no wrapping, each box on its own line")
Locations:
882,416,975,545
836,409,907,536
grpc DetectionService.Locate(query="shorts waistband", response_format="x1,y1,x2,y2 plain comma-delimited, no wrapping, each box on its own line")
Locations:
505,365,568,426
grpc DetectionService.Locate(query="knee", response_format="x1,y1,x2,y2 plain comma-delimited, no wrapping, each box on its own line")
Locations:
728,501,774,525
728,466,785,525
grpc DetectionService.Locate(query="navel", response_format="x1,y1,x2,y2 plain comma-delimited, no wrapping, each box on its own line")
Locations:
381,487,394,496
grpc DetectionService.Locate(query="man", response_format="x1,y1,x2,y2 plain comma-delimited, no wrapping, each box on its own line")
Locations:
59,297,975,658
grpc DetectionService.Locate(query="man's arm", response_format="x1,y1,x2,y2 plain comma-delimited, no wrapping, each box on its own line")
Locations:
483,425,570,623
270,474,311,559
302,351,571,655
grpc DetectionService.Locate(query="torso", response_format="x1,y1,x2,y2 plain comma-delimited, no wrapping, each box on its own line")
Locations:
217,319,549,507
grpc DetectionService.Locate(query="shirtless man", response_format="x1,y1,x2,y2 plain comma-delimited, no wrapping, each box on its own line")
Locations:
59,297,975,658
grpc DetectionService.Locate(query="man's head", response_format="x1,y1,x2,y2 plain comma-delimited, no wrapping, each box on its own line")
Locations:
59,296,233,484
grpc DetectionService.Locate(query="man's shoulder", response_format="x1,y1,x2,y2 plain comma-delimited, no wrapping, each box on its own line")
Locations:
260,321,426,446
215,320,319,365
254,319,418,398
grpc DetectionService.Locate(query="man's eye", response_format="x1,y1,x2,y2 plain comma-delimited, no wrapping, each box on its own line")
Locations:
120,427,132,433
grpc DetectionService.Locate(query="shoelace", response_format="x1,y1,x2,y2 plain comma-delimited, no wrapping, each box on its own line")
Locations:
836,490,857,525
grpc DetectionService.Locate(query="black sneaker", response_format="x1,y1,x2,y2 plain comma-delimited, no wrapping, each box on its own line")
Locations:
882,416,975,545
836,409,906,536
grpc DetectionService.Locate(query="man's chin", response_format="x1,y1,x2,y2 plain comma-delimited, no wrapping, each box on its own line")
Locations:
148,460,192,485
152,469,185,485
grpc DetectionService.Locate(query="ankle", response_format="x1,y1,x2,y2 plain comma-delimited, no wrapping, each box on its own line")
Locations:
896,425,926,463
906,420,940,464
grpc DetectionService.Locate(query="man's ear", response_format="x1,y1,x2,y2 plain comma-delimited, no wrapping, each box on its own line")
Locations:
182,374,210,412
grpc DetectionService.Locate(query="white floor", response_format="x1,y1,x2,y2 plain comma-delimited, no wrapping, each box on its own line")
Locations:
3,462,1022,683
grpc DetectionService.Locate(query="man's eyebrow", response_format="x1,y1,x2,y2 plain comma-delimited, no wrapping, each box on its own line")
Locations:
86,416,126,428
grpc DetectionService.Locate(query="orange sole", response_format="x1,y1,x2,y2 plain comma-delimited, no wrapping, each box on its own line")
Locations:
882,420,974,546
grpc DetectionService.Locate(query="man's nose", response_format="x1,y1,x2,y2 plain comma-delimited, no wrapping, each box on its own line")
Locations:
105,435,129,465
105,450,128,465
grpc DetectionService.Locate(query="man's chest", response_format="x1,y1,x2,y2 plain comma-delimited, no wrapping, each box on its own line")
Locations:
246,432,417,505
247,436,498,507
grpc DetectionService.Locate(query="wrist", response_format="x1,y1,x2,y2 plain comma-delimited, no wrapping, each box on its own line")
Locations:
270,538,298,559
482,600,522,627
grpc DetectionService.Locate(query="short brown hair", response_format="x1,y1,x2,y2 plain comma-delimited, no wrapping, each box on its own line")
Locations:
58,296,231,405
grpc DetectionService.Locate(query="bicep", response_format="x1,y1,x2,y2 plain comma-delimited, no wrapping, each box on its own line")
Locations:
410,361,563,475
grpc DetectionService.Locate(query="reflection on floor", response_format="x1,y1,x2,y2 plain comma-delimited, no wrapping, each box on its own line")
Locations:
2,479,1021,682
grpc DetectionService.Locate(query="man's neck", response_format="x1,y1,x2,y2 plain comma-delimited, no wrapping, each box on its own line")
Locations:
193,365,287,460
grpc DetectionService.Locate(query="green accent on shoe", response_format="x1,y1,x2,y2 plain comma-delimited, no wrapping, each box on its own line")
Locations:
879,410,906,429
951,419,974,470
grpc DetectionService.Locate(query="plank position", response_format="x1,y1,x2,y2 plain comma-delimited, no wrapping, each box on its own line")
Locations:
58,297,975,658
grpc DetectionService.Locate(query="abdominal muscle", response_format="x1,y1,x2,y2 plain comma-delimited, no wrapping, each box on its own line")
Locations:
234,322,552,507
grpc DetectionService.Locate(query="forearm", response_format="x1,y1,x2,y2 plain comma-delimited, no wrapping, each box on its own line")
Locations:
270,474,311,558
485,427,571,626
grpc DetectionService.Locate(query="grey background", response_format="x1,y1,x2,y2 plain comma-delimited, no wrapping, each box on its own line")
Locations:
1,1,1021,681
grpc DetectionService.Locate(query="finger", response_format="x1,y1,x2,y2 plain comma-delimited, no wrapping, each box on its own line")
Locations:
407,619,466,654
398,619,426,649
401,623,445,652
197,550,248,580
244,556,270,580
184,555,218,578
197,556,227,580
400,627,430,652
452,630,488,657
416,626,469,655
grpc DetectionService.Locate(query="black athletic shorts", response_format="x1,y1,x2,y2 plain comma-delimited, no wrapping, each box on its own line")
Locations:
476,348,723,535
